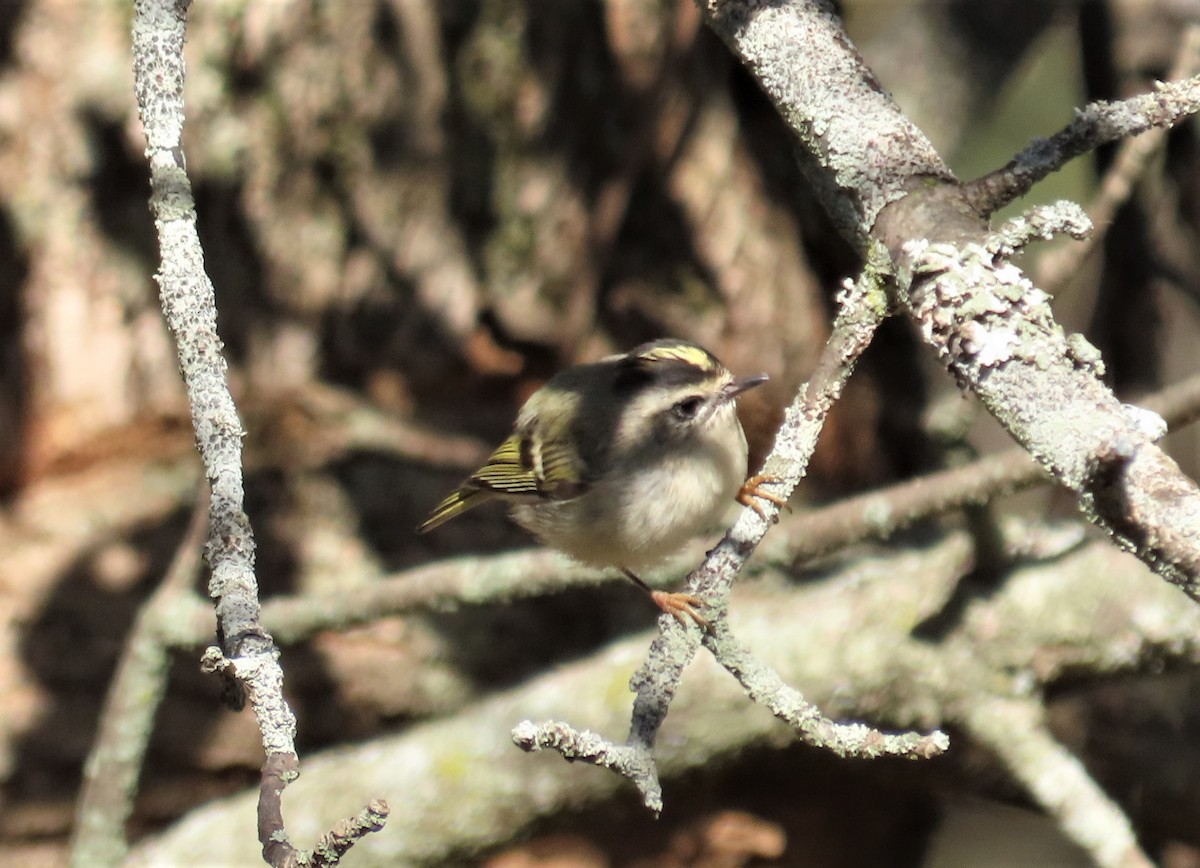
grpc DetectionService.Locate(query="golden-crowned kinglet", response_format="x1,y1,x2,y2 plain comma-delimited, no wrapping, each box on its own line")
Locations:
418,339,778,624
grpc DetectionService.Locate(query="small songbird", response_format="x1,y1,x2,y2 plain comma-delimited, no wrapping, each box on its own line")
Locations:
418,339,779,625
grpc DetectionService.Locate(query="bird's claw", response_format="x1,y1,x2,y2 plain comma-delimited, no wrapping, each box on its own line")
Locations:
737,473,788,520
650,590,711,629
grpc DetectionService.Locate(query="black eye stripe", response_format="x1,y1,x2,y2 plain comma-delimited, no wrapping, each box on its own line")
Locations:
615,358,713,393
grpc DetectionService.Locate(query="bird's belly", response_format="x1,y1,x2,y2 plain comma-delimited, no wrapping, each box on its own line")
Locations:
512,443,745,570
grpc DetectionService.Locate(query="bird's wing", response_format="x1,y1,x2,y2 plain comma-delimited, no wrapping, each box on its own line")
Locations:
478,428,588,501
471,433,542,495
416,428,587,533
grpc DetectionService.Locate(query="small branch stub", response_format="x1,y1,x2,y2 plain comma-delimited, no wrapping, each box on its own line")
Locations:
513,720,663,813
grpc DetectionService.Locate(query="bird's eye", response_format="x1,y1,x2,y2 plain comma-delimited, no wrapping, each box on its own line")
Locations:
672,396,704,420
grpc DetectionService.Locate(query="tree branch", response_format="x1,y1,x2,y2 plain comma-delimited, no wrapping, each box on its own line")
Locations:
693,0,1200,599
130,0,386,862
697,0,954,240
515,259,949,809
1037,25,1200,293
963,71,1200,217
69,493,209,867
131,532,1200,865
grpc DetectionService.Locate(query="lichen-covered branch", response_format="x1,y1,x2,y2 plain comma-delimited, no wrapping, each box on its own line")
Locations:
130,0,385,862
963,71,1200,216
701,621,949,760
130,533,1200,865
696,0,954,240
885,230,1200,596
1036,25,1200,292
514,259,950,809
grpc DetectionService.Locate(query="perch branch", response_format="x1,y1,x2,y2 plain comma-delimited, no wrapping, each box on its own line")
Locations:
518,260,947,810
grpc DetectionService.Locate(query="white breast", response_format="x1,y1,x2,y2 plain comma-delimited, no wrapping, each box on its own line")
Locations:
512,407,748,570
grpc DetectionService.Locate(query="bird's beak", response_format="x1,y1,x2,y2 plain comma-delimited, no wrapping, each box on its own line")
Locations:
723,372,769,400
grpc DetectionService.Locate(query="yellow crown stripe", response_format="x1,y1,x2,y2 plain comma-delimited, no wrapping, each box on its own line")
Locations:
635,343,717,371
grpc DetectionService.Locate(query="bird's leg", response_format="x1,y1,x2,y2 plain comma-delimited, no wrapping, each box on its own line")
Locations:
621,568,709,629
737,473,788,520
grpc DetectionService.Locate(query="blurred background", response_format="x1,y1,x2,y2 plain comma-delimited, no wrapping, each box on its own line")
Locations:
2,0,1200,864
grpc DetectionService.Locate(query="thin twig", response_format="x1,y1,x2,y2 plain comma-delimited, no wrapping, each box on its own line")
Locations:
962,72,1200,216
69,492,210,867
1037,25,1200,294
701,619,950,760
518,261,949,810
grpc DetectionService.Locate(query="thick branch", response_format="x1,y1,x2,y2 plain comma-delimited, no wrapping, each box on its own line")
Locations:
696,0,953,241
881,229,1200,596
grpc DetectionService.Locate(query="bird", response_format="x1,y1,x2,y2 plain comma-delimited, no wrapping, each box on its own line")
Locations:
418,338,781,625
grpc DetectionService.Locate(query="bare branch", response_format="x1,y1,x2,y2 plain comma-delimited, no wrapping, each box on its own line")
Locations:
696,0,953,240
513,722,662,807
962,698,1152,868
984,201,1093,259
308,800,390,867
69,494,209,867
132,534,972,864
883,231,1200,595
510,260,951,808
963,71,1200,216
701,621,950,760
1037,25,1200,293
258,755,389,868
130,0,385,862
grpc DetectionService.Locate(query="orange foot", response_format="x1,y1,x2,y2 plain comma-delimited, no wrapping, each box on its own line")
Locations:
650,590,710,629
737,473,788,520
